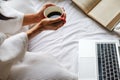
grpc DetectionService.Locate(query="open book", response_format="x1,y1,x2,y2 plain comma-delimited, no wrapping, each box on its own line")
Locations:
72,0,120,31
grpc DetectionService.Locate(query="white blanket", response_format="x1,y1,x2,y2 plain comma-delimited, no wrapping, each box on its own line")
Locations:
28,0,120,75
5,0,120,75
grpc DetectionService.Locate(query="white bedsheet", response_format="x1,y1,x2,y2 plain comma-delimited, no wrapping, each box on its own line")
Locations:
28,0,120,75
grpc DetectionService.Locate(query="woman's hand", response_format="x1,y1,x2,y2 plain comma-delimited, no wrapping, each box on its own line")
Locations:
35,3,56,21
26,12,66,39
23,3,56,26
40,13,66,30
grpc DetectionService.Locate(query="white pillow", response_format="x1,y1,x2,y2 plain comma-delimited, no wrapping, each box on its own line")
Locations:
8,53,78,80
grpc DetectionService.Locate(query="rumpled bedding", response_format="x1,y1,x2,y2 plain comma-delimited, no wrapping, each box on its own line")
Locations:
5,0,120,76
28,0,120,74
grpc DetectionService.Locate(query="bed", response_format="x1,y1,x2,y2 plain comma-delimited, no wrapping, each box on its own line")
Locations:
6,0,120,78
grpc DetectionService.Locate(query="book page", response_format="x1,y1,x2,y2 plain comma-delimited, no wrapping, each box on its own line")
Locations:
88,0,120,30
72,0,101,13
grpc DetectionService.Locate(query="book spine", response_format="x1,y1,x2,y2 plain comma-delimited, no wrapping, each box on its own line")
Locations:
87,0,101,13
107,13,120,31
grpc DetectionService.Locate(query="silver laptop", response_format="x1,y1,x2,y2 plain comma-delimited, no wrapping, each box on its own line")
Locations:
78,40,120,80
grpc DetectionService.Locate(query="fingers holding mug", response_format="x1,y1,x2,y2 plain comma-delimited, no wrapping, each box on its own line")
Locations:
42,5,66,30
44,5,66,23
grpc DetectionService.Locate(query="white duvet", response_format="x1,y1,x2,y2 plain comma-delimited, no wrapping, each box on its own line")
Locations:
28,0,119,74
4,0,120,79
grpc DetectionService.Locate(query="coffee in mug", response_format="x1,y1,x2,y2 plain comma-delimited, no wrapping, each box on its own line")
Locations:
44,6,63,18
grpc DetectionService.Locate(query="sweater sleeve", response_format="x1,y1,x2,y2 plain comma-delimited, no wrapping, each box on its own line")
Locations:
0,1,24,35
0,32,28,80
0,32,28,62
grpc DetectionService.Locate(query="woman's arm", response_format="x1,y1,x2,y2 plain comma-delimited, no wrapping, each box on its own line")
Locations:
26,12,66,39
22,13,41,26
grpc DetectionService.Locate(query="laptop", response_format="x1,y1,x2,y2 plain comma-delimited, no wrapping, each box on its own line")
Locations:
78,40,120,80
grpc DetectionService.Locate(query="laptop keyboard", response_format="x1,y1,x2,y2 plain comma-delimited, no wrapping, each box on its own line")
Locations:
97,43,120,80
